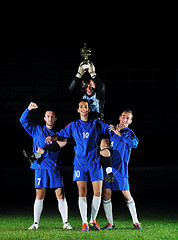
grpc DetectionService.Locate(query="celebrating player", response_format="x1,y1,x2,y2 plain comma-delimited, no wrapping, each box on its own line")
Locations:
69,61,111,181
38,99,114,232
102,109,142,230
69,61,105,121
20,102,72,230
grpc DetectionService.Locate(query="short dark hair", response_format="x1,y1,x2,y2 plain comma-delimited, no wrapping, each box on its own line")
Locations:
45,110,57,117
122,109,133,119
78,99,91,109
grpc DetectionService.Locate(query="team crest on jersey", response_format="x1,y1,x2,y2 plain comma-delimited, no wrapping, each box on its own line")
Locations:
111,141,114,148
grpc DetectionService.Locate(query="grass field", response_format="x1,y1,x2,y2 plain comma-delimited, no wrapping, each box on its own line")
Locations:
0,192,177,240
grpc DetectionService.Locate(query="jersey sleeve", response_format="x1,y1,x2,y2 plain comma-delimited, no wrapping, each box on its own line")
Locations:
56,122,73,139
121,130,139,148
98,121,110,135
19,109,36,138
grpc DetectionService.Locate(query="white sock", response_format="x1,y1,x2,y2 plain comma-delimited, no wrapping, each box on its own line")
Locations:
103,199,114,225
90,196,101,223
34,198,44,224
78,197,88,224
58,198,68,224
126,198,139,224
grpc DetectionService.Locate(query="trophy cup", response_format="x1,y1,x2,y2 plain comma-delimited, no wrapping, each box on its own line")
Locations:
80,43,92,70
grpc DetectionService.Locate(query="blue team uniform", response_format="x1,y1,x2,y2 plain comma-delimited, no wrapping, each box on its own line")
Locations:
56,119,109,182
20,109,64,189
103,127,139,191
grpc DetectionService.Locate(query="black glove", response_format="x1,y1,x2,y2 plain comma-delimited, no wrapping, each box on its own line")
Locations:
23,150,36,163
105,172,115,182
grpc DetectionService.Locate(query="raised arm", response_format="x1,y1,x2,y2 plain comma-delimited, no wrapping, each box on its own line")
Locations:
19,102,39,137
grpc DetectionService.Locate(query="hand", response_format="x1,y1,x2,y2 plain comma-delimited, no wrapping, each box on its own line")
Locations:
37,147,44,154
45,136,52,144
109,125,116,132
27,102,38,111
88,62,96,78
109,125,121,136
76,62,87,78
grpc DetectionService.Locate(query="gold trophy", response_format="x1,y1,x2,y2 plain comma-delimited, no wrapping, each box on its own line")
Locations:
80,43,91,70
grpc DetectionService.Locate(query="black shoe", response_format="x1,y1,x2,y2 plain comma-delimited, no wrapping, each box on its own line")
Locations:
23,150,36,163
105,172,115,182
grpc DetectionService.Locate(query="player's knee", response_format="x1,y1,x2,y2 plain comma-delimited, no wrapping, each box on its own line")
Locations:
55,187,64,199
36,193,45,200
100,148,110,157
94,189,102,197
103,189,111,201
36,188,46,199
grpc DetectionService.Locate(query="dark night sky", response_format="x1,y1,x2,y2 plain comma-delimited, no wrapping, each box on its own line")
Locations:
0,22,178,169
0,10,177,197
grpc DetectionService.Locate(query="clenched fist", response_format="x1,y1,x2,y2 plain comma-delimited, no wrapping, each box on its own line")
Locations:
27,102,38,111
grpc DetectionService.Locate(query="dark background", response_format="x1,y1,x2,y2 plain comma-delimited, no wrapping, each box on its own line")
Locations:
0,37,178,199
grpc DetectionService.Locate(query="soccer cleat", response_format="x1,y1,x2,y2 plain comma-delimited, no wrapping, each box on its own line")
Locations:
133,223,142,230
101,223,115,230
89,220,100,230
63,222,73,229
105,172,115,182
28,222,39,230
82,223,89,232
23,150,36,163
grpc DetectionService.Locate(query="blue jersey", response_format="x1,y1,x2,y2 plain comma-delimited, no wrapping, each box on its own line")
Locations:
20,109,63,171
109,127,139,178
57,119,109,166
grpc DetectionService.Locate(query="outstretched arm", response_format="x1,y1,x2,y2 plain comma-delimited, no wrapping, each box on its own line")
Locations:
37,138,68,155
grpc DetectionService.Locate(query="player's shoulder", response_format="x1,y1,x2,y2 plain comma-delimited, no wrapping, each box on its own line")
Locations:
65,120,78,128
123,127,137,138
93,119,108,129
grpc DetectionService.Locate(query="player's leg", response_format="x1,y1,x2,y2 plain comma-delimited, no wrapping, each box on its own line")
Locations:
102,188,115,230
77,181,89,231
29,187,46,230
73,164,89,231
49,169,72,229
89,180,102,230
29,169,47,230
88,162,103,230
100,139,114,182
121,190,142,230
55,187,72,229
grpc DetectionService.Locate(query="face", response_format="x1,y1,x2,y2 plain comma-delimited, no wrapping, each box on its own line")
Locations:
85,80,95,96
44,111,57,128
119,111,133,128
77,101,91,117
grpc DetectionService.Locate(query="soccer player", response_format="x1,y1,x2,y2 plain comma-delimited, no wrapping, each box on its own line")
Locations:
102,110,142,230
69,60,110,179
38,99,114,231
69,61,105,121
20,102,72,230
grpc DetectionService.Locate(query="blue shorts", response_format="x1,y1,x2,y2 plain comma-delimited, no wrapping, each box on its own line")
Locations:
103,172,130,191
35,169,64,189
73,163,104,182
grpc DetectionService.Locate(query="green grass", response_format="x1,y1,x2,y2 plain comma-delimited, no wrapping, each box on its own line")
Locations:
0,206,177,240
